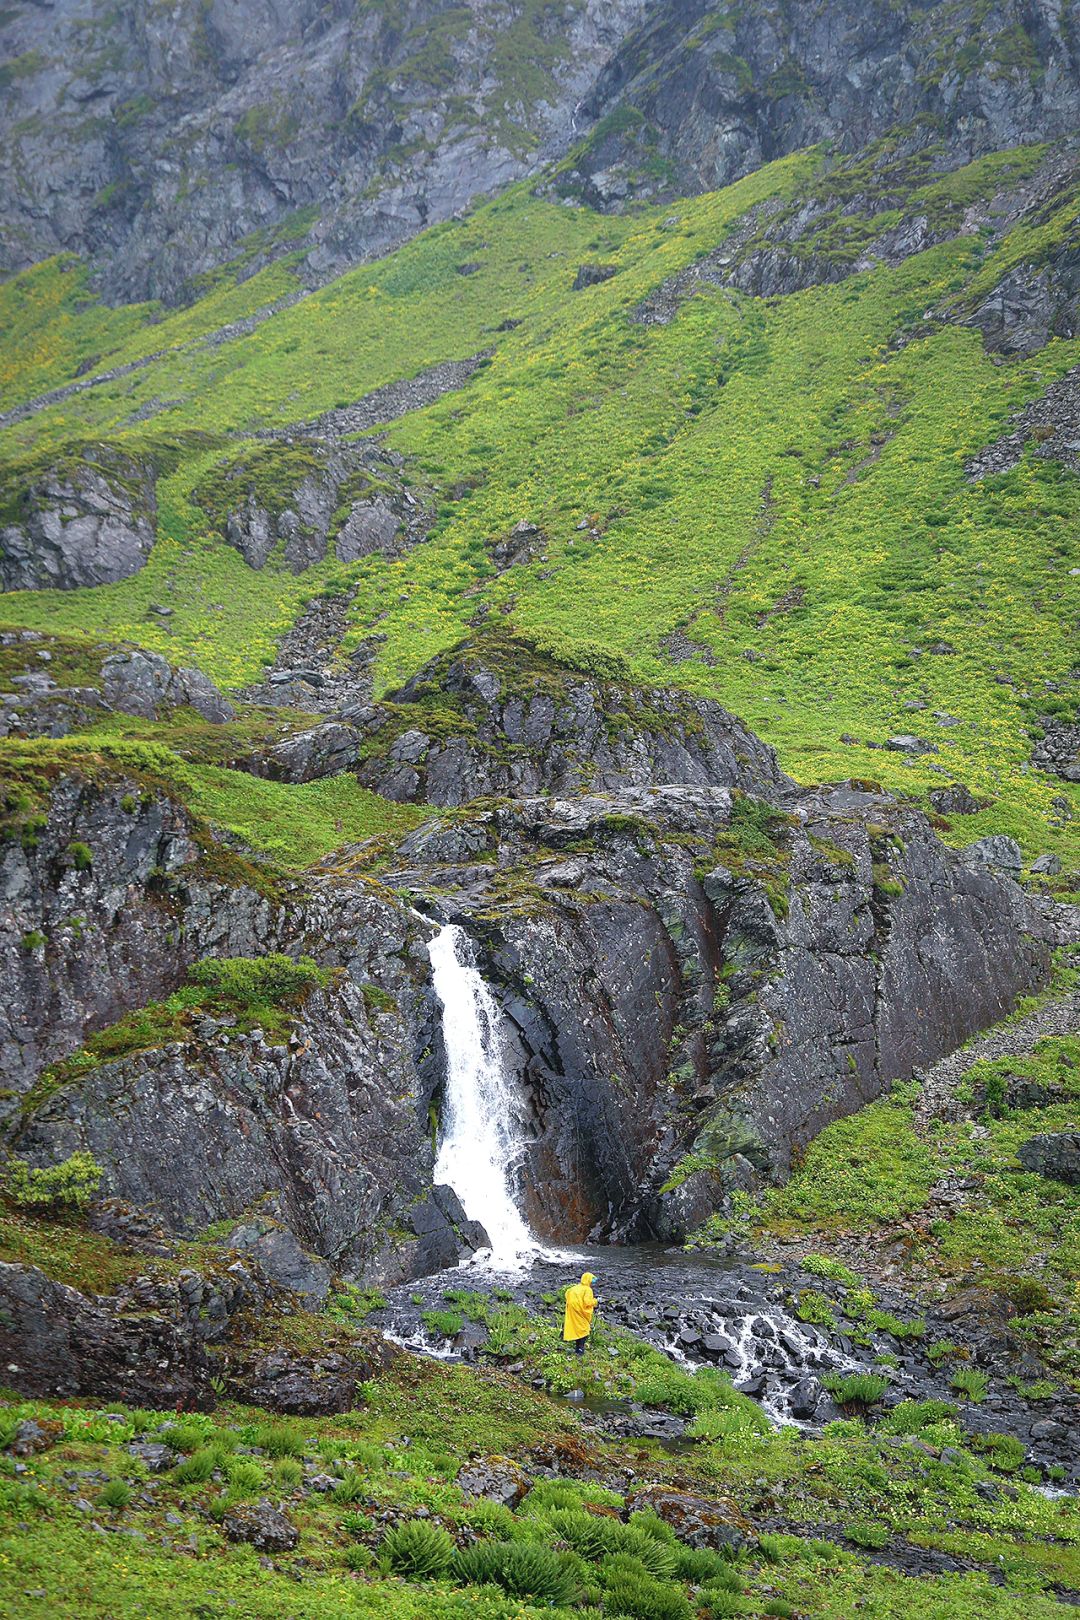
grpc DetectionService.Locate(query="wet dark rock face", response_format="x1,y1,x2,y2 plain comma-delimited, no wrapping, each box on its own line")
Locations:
384,775,1048,1242
561,0,1080,214
0,447,157,591
0,776,279,1098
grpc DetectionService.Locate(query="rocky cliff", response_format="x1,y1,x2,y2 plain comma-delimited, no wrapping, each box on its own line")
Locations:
3,641,1053,1281
2,0,1077,305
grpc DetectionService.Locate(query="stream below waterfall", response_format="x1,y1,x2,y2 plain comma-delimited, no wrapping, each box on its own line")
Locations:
398,922,1079,1479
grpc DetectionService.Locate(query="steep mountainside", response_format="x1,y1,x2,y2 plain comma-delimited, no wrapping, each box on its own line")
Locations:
1,1,1078,303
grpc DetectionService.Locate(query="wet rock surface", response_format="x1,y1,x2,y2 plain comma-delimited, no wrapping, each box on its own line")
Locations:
375,1243,1080,1485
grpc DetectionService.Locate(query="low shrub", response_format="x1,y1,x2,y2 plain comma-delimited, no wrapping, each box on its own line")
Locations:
334,1469,367,1502
379,1519,455,1579
845,1521,889,1549
454,1539,578,1604
172,1447,219,1485
3,1151,102,1211
821,1371,890,1406
599,1552,692,1620
99,1479,131,1510
978,1431,1027,1473
949,1366,990,1402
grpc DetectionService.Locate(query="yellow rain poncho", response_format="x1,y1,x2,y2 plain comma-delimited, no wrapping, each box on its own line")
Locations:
562,1272,598,1341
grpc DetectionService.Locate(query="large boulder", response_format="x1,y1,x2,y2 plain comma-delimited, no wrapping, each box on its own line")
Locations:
0,447,156,590
1018,1133,1080,1186
0,1261,214,1409
100,649,235,723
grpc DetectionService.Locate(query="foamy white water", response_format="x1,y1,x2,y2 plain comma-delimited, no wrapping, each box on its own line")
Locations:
427,922,542,1267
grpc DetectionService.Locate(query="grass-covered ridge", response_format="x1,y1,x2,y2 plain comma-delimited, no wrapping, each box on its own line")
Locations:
1,142,1077,857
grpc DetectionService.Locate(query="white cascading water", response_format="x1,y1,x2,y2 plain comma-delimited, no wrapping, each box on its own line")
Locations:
427,922,541,1267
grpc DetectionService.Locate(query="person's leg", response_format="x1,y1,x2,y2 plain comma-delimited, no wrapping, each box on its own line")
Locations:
575,1336,586,1355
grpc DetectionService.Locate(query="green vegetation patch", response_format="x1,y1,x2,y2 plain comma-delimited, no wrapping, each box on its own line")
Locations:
27,953,331,1108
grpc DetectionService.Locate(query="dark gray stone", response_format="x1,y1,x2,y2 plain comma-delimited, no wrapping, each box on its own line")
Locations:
1018,1132,1080,1186
221,1500,298,1553
962,836,1024,875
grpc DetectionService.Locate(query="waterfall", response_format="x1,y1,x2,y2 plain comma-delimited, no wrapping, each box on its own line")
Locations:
426,922,541,1266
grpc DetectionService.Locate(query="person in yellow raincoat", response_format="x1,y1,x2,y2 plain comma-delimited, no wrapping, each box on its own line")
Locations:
562,1271,598,1355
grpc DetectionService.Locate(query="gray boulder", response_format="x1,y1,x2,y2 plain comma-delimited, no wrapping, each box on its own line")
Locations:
100,649,235,723
1018,1133,1080,1186
226,1221,332,1310
456,1456,531,1508
222,1500,298,1553
962,835,1023,874
336,497,403,562
0,448,156,590
929,783,986,816
1030,853,1063,875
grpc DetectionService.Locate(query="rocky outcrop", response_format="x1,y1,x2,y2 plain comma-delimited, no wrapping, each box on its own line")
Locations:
1032,716,1080,783
358,634,793,807
382,777,1049,1240
195,440,431,575
0,774,281,1098
0,446,156,591
0,1250,398,1411
0,1261,216,1409
965,233,1080,357
0,633,235,738
1018,1131,1080,1185
967,363,1080,480
0,647,1055,1283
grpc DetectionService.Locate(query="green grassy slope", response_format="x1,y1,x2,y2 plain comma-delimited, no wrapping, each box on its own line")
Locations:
1,143,1078,858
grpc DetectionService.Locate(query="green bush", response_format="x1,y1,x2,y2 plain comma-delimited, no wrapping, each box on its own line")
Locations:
189,952,324,1006
379,1519,455,1579
845,1521,889,1549
452,1539,511,1587
172,1447,219,1485
821,1371,890,1406
978,1431,1027,1473
599,1552,692,1620
949,1366,990,1402
422,1308,464,1337
223,1458,263,1495
673,1547,740,1585
800,1253,860,1287
3,1151,103,1211
878,1399,955,1435
248,1420,304,1457
344,1543,373,1571
274,1458,303,1488
334,1469,367,1502
99,1479,131,1510
795,1289,837,1329
67,841,93,871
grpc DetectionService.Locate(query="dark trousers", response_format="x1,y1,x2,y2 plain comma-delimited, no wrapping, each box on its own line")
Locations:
570,1336,587,1355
